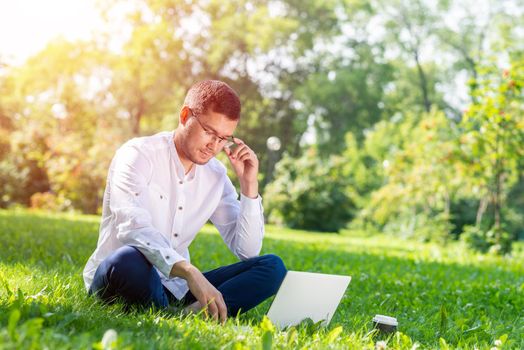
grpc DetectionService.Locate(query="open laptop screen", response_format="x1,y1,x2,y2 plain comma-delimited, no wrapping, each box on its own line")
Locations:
266,271,351,328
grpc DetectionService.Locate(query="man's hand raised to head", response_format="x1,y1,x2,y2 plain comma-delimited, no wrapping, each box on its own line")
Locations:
170,261,227,323
224,138,259,199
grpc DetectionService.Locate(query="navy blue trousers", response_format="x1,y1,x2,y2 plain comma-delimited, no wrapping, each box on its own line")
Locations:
89,246,287,316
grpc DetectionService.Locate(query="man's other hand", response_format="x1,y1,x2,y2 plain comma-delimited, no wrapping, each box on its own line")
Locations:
224,138,259,198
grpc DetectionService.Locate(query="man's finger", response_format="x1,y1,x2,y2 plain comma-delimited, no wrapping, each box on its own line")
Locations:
237,152,252,163
224,145,241,159
207,298,219,321
196,297,207,312
217,294,227,323
232,137,245,145
231,144,247,159
235,148,250,161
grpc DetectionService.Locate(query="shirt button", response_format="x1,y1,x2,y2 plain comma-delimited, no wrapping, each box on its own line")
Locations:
146,242,150,245
135,192,139,196
178,206,183,210
160,195,163,199
173,233,178,237
179,180,183,185
165,256,170,259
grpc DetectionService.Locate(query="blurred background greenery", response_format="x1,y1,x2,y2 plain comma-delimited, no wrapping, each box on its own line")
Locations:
0,0,523,254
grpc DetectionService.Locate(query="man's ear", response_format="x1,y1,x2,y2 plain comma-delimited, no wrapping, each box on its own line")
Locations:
179,106,190,126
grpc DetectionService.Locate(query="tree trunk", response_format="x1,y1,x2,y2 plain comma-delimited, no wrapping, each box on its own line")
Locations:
443,190,450,217
475,196,488,227
493,168,502,232
131,96,145,136
414,50,431,113
493,127,503,245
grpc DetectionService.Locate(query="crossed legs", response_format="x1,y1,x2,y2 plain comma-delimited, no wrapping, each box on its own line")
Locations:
89,245,287,316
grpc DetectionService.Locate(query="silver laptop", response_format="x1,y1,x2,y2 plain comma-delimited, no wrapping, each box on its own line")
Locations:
266,271,351,328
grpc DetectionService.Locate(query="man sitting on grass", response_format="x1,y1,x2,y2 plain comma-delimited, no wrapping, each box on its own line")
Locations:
83,80,287,323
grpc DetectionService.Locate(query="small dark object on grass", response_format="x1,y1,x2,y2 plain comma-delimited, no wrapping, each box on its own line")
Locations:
372,315,398,333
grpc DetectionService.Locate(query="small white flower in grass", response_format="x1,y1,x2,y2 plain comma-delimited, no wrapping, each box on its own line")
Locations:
490,347,498,350
101,329,118,349
494,339,502,347
375,340,387,350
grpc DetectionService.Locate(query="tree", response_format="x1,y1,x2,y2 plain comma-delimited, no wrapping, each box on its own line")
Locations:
434,0,524,103
265,147,357,232
376,0,444,113
295,42,394,153
460,56,524,251
359,109,464,241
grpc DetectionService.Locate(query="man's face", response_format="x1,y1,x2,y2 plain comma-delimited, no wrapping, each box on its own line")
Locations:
180,108,238,165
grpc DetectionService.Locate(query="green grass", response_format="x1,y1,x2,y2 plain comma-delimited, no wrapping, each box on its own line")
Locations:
0,209,523,349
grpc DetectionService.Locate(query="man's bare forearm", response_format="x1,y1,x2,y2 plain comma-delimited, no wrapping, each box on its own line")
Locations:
240,180,258,199
170,260,198,279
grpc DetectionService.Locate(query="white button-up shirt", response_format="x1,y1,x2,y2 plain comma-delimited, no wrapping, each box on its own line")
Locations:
83,131,264,299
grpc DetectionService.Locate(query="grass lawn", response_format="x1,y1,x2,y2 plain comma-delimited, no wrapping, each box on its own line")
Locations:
0,209,523,349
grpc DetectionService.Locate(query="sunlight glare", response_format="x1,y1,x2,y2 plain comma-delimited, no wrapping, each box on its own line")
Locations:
0,0,102,64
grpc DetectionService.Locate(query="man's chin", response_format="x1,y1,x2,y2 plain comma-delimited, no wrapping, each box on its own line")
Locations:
192,159,209,165
191,151,213,165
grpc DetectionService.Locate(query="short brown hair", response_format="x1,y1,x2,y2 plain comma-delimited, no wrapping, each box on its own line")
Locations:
184,80,241,120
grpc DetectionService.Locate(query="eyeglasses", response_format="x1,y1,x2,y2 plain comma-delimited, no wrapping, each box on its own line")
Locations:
189,109,235,148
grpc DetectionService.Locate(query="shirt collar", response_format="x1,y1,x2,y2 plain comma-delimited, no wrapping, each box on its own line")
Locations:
170,131,197,182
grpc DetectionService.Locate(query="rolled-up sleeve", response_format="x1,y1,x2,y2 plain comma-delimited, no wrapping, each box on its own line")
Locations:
210,174,265,260
110,145,185,278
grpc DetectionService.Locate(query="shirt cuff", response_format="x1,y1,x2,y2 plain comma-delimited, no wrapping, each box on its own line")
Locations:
133,240,186,278
240,193,263,215
157,249,187,279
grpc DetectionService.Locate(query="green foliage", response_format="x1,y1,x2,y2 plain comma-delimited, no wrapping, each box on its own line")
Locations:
45,131,120,214
344,56,524,250
29,192,72,212
448,198,478,236
460,225,492,253
0,0,356,211
0,130,50,207
459,57,524,251
265,148,356,232
383,212,454,244
461,225,513,255
0,0,523,255
374,0,448,114
0,209,523,349
358,109,465,241
295,42,395,152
